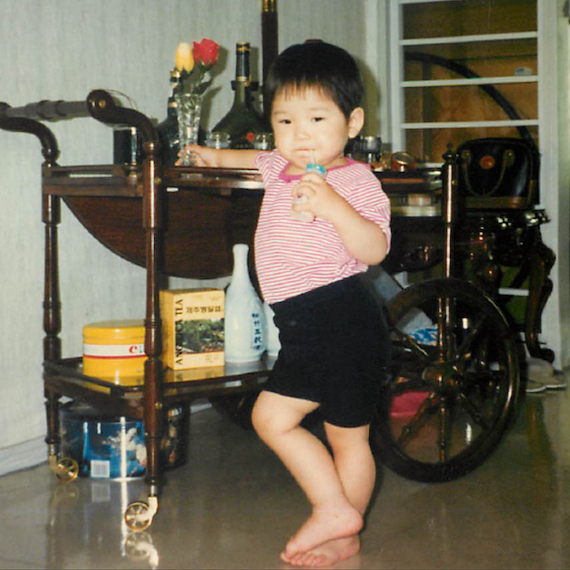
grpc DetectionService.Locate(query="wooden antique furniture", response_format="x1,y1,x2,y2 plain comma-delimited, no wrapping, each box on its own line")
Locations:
383,167,555,364
0,89,554,528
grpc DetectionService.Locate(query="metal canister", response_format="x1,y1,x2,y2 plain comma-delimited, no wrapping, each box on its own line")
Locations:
60,401,189,479
83,319,146,382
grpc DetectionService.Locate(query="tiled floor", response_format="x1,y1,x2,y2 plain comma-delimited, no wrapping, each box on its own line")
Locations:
1,372,569,570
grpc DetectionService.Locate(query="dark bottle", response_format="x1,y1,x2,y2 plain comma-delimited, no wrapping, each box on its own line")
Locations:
156,68,182,165
212,42,269,149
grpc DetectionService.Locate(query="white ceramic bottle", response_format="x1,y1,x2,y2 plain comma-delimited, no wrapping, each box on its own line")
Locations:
263,301,281,358
224,244,266,362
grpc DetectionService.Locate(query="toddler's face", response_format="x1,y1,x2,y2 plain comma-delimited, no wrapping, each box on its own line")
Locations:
270,86,363,174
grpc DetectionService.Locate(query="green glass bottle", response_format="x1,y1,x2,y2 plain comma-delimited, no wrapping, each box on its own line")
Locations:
157,68,182,165
212,42,269,149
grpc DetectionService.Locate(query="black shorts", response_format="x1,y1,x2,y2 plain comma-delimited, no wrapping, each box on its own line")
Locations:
265,275,391,428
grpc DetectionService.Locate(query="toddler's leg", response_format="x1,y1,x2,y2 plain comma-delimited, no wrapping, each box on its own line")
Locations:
324,422,376,515
251,391,363,563
287,423,375,567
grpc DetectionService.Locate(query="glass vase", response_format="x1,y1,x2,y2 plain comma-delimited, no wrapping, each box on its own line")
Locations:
175,92,202,166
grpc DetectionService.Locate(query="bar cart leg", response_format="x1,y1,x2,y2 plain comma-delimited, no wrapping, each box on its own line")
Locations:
124,140,163,530
42,193,79,481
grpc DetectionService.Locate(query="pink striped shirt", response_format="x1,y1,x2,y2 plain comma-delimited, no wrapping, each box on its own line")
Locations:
254,150,391,304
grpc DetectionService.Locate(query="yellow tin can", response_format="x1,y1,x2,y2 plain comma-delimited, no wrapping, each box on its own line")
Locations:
83,320,146,384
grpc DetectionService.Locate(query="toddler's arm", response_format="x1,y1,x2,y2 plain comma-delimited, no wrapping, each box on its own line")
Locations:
180,145,259,169
293,173,388,266
330,202,388,266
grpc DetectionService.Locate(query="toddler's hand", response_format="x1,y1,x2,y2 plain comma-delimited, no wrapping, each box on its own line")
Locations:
176,144,218,167
290,181,315,222
291,172,344,222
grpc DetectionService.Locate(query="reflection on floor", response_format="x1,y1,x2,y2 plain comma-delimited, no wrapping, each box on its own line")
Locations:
0,373,569,570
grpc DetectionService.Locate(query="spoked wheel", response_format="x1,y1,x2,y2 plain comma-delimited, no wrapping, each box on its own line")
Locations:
373,278,521,483
54,457,79,483
124,500,156,532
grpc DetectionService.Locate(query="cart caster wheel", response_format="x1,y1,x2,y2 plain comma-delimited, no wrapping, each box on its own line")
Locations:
125,501,155,532
54,457,79,483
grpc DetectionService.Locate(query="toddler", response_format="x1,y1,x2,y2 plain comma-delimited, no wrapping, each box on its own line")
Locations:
183,41,391,568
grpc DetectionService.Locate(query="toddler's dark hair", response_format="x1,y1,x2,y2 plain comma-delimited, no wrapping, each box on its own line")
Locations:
264,41,364,119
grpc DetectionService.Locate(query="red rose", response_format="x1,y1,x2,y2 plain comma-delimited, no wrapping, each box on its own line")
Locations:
193,38,219,68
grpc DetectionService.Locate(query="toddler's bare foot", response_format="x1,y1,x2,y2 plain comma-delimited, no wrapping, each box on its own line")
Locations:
281,504,362,564
285,535,361,568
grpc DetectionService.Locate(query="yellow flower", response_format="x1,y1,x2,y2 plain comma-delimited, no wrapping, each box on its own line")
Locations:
175,42,194,73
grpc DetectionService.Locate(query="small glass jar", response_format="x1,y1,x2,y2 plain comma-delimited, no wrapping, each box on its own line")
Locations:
113,127,142,166
253,133,274,150
205,131,231,149
353,135,382,164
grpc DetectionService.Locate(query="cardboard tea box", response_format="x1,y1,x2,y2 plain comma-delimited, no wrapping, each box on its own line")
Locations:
160,289,224,370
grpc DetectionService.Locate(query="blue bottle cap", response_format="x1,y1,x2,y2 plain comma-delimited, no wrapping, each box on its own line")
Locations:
305,163,327,178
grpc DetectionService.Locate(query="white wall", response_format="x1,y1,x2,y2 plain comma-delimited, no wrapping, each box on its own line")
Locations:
0,0,374,475
539,0,570,369
532,0,570,370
